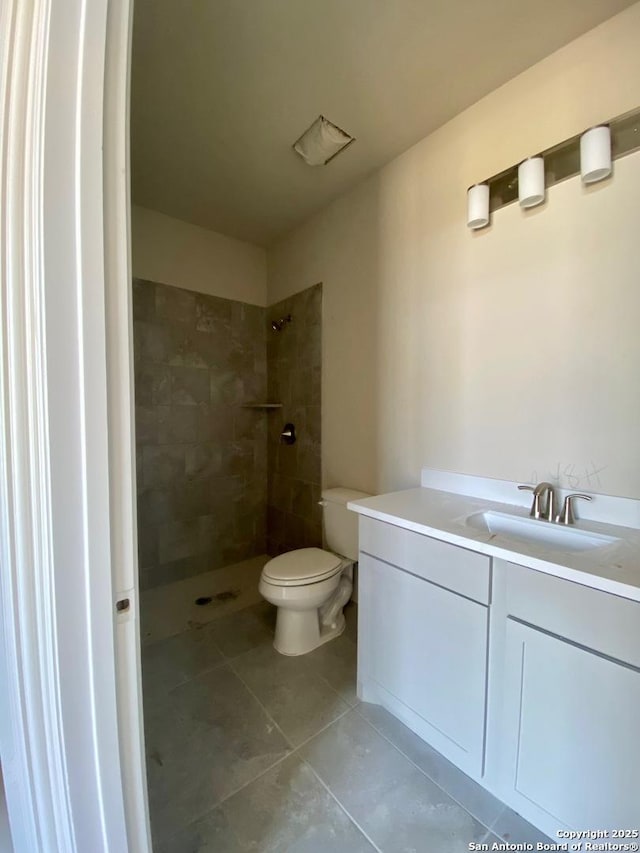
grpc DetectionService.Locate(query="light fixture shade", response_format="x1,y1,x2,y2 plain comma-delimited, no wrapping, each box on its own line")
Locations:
467,184,490,230
518,157,545,208
580,125,611,184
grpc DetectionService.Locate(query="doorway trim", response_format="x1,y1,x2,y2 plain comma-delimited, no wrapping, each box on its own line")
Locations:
0,0,148,850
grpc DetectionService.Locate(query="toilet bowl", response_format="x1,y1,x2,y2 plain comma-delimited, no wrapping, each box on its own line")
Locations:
259,487,371,656
259,548,350,655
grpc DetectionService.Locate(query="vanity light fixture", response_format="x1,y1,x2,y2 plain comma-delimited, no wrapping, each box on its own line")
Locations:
518,157,545,208
580,125,612,184
465,106,640,232
466,184,490,230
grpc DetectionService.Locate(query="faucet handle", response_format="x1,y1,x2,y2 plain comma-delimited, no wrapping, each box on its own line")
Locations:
518,484,540,518
555,493,592,525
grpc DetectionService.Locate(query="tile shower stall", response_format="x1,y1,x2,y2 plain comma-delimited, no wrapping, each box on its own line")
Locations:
133,279,322,592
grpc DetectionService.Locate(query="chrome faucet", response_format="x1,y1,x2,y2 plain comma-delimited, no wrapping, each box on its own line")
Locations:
518,482,556,521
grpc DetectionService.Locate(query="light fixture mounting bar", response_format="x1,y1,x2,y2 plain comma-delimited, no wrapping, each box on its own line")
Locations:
476,105,640,215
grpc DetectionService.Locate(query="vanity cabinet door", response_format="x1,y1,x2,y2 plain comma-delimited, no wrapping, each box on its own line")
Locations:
359,553,488,776
502,618,640,834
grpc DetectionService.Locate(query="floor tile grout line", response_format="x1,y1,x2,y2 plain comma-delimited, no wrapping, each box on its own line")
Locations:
156,696,355,847
487,806,510,834
147,646,503,838
226,656,296,749
227,653,355,753
284,703,354,754
481,826,498,844
145,639,355,807
206,658,357,805
142,607,272,695
160,657,228,697
354,706,502,837
145,602,507,844
209,749,297,825
156,723,371,853
312,665,360,709
225,635,357,712
352,704,504,838
215,636,277,664
155,750,295,850
144,602,364,845
486,807,552,842
210,634,231,665
305,669,357,712
147,642,297,847
299,756,384,853
145,656,235,702
147,762,290,837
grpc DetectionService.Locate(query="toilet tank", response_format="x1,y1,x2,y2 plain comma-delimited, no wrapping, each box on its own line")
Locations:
322,487,372,560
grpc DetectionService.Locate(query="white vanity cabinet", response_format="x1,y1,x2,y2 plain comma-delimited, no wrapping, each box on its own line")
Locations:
357,517,491,776
493,560,640,836
350,474,640,840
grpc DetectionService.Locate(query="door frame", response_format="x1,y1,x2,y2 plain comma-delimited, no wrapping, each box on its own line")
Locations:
0,0,148,850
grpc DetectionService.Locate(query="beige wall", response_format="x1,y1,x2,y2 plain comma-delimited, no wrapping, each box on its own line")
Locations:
268,3,640,499
132,205,267,305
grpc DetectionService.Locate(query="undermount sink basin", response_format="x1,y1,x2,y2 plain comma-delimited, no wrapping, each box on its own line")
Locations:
465,510,620,552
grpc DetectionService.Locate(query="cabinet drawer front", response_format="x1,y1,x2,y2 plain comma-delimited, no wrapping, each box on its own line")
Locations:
360,516,490,604
503,561,640,668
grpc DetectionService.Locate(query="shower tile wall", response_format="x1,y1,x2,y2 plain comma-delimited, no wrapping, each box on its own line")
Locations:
266,284,322,555
133,279,267,590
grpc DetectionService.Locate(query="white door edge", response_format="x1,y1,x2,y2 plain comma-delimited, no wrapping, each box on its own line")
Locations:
103,0,152,848
0,0,148,850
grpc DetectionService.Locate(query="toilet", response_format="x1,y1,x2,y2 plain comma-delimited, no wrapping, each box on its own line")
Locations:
259,487,371,656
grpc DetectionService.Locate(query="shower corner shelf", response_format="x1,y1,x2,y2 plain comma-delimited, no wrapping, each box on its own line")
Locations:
241,402,283,409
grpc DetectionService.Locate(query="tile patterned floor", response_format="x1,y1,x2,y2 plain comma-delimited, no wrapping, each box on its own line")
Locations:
143,601,550,852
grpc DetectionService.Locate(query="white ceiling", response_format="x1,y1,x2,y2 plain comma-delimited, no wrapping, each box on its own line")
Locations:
131,0,634,246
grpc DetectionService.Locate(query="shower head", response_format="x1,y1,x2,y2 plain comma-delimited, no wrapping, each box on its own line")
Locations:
270,314,292,332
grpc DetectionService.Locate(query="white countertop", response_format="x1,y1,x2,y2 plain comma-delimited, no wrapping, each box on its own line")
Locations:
348,483,640,603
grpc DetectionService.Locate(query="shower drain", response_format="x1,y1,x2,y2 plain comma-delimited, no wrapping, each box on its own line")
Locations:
194,589,241,606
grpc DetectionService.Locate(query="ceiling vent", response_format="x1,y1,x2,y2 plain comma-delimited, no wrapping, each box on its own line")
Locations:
293,115,355,166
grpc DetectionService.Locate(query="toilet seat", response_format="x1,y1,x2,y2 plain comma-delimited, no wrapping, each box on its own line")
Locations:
262,547,343,587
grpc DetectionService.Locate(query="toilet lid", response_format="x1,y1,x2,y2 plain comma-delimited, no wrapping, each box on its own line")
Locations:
263,548,343,586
